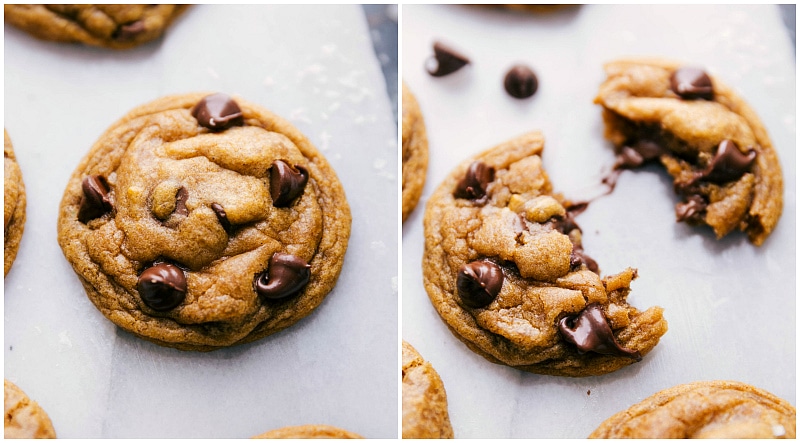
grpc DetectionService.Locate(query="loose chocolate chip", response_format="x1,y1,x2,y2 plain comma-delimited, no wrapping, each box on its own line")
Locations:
78,175,113,223
675,195,707,222
254,253,311,300
191,93,244,131
700,139,757,183
426,41,470,77
558,303,641,360
670,67,714,100
453,161,494,200
503,64,538,99
210,203,232,233
457,260,503,308
270,160,309,208
174,186,189,216
113,20,146,41
138,263,187,311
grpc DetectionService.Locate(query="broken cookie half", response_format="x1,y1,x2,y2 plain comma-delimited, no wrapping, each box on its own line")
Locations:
595,58,783,246
422,131,667,377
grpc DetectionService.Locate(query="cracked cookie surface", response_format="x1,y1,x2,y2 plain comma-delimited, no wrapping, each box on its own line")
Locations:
402,83,429,222
595,58,783,245
4,380,56,439
590,380,796,438
4,4,187,49
57,92,351,351
422,132,667,377
4,131,26,277
402,341,454,439
252,425,362,439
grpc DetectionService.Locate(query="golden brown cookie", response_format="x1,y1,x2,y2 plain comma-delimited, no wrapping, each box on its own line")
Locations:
4,130,26,277
4,4,188,50
595,58,783,246
4,380,56,439
402,83,429,222
57,92,351,351
252,425,362,439
422,131,667,377
590,380,796,438
402,341,454,439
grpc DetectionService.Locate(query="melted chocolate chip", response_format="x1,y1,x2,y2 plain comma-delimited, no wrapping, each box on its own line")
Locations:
504,64,538,99
78,175,113,223
570,248,599,273
675,195,707,222
138,263,187,311
454,161,494,200
210,203,232,232
174,186,189,216
191,93,244,131
270,160,309,207
426,41,470,77
558,303,641,360
699,139,757,183
457,260,503,308
255,253,311,300
615,140,665,169
670,67,714,100
113,20,146,41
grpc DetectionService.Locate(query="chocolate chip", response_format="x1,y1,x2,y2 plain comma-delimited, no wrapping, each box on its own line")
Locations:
615,140,665,169
426,41,470,77
78,175,113,223
670,67,714,100
675,195,707,222
211,203,232,233
270,160,309,207
453,161,494,200
174,186,189,216
570,248,599,274
191,93,244,131
138,262,187,311
503,64,538,99
559,303,641,360
254,253,311,300
699,139,757,183
113,20,146,41
457,260,503,308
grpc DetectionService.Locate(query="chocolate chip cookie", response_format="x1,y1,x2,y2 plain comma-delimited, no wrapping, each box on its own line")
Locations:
252,425,362,439
4,130,26,277
590,380,796,438
595,58,783,246
402,341,454,439
422,132,667,377
57,92,352,351
4,380,56,439
402,83,429,222
4,5,188,50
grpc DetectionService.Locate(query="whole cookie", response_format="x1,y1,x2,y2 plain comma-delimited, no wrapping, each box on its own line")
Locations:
57,92,352,351
4,130,26,277
252,425,362,439
595,58,783,246
4,4,187,50
402,341,454,439
402,83,429,222
590,380,796,438
4,380,56,439
422,132,667,377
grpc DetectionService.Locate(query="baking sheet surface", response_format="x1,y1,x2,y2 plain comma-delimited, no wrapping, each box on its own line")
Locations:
401,4,795,438
4,5,398,438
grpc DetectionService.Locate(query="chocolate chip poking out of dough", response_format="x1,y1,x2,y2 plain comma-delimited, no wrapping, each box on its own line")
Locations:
255,253,311,300
670,67,714,100
210,203,232,232
504,64,538,99
559,304,641,360
78,175,113,223
191,93,244,131
426,41,471,77
453,161,494,200
457,260,504,308
137,262,187,311
270,160,309,207
113,20,146,41
697,139,757,183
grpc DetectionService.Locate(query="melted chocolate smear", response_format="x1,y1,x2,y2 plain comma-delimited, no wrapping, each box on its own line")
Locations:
675,195,707,223
698,139,757,183
426,41,471,77
558,303,641,360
